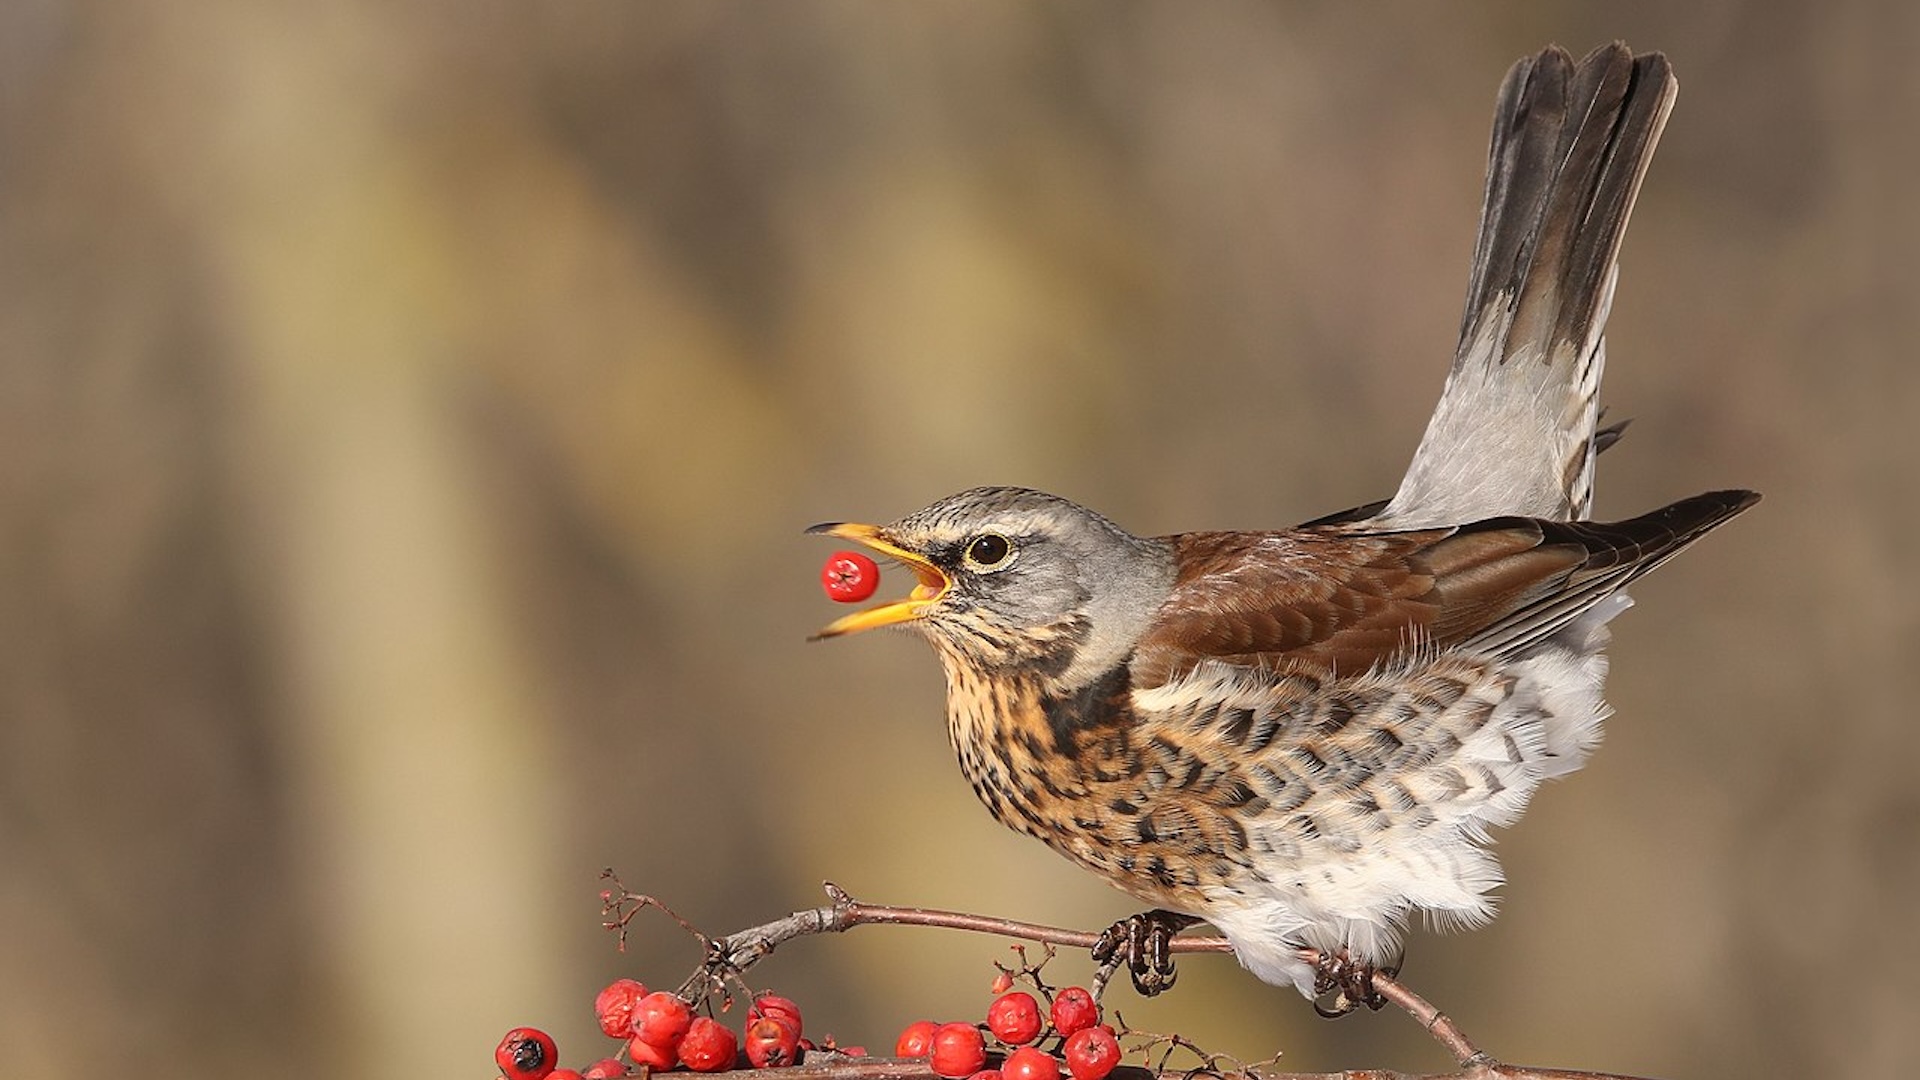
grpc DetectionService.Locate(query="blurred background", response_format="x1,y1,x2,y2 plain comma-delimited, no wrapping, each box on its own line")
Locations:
3,2,1914,1077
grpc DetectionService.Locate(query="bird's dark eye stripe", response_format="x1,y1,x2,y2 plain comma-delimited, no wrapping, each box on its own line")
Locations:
967,533,1013,567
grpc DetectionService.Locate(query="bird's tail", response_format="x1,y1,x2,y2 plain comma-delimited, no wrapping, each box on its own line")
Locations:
1373,44,1677,528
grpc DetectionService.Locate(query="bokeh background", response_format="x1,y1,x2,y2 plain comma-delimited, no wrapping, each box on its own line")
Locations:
4,2,1914,1077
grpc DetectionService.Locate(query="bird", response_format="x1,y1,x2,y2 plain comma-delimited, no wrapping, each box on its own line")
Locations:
807,43,1757,1015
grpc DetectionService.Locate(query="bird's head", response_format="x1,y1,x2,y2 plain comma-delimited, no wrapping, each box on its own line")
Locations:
809,487,1175,683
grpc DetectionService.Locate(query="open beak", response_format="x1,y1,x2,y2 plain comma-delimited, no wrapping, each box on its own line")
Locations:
805,522,950,640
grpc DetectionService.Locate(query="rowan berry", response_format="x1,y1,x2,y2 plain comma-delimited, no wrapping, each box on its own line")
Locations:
749,994,804,1040
593,979,649,1040
970,1071,1005,1080
986,991,1043,1045
929,1022,987,1078
679,1016,739,1073
1062,1025,1121,1080
582,1059,629,1079
821,551,880,603
630,991,694,1051
495,1027,559,1080
896,1019,940,1057
548,1071,586,1080
1048,987,1098,1037
627,1034,677,1071
1002,1046,1062,1080
744,1016,801,1068
990,971,1015,995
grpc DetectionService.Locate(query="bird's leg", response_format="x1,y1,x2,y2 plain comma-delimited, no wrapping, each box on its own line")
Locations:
1310,949,1398,1019
1090,910,1200,998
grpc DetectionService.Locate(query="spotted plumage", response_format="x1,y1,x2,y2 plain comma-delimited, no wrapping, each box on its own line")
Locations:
809,44,1758,1007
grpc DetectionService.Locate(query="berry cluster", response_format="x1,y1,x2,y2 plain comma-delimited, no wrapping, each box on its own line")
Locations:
893,977,1123,1080
495,983,862,1080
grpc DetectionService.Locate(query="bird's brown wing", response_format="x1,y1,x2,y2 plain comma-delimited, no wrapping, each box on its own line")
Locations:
1132,490,1757,689
1130,523,1578,686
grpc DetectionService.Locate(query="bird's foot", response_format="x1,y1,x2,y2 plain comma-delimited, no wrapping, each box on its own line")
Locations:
1310,950,1396,1019
1090,910,1200,998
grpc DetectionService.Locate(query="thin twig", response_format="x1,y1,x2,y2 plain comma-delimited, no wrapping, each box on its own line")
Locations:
1365,968,1490,1069
689,881,1230,975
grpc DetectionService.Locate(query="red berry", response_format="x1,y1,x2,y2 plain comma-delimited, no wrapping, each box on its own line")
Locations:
990,971,1015,995
548,1071,586,1080
744,1016,801,1068
821,551,880,603
970,1071,1005,1080
1048,987,1098,1037
495,1027,559,1080
842,1046,869,1057
593,979,649,1040
929,1022,987,1079
896,1020,939,1057
680,1016,739,1073
749,993,805,1040
627,1034,676,1071
1062,1025,1121,1080
986,991,1043,1045
1003,1046,1061,1080
630,991,694,1050
582,1059,630,1079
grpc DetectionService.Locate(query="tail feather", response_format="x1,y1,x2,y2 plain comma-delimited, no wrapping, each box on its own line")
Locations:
1375,45,1677,528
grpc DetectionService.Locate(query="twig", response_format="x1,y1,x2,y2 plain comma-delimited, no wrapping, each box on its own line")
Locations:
688,880,1230,972
1366,968,1489,1070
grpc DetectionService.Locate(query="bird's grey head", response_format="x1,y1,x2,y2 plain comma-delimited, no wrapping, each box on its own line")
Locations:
809,487,1175,688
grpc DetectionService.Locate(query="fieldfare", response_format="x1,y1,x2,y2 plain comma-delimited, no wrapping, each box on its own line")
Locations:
810,43,1757,1014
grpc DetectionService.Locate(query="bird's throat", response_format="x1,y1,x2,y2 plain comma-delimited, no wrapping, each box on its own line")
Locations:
939,656,1133,839
937,654,1224,910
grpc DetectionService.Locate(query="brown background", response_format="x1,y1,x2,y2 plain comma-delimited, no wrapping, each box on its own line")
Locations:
4,3,1914,1078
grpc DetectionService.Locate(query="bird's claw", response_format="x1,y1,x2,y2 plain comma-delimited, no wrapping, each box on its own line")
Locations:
1310,951,1395,1019
1090,910,1198,998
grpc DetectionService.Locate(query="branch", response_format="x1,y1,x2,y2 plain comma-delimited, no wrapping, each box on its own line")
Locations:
602,879,1665,1080
713,1055,1655,1080
718,1062,1647,1080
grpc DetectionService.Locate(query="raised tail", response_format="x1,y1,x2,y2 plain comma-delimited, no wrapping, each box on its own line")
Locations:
1373,44,1677,528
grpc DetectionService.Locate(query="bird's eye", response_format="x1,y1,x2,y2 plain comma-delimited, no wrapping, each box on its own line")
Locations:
964,532,1014,571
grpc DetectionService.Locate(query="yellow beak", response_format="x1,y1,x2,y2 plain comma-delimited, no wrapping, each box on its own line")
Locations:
806,522,951,639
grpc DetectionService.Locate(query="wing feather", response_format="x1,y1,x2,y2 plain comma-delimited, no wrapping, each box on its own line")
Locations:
1133,490,1757,688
